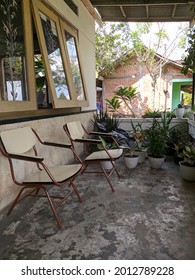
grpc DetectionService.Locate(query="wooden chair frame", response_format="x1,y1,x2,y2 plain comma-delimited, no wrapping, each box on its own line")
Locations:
63,121,123,192
0,126,83,229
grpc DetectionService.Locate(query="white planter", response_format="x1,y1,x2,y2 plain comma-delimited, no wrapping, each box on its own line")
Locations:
124,155,139,169
179,162,195,181
175,108,184,119
101,160,113,170
134,150,147,163
148,155,165,169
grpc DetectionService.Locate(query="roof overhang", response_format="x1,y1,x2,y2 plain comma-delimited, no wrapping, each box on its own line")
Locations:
89,1,195,25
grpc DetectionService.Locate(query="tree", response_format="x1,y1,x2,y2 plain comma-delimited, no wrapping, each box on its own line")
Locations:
181,27,195,109
129,22,188,110
95,22,130,74
96,22,188,112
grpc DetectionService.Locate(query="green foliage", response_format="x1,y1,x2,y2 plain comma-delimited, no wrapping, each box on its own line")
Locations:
105,96,121,113
180,145,195,167
95,22,131,74
142,109,161,118
106,86,138,117
181,27,195,74
145,118,168,157
97,136,117,151
92,112,119,132
170,123,192,153
34,57,46,92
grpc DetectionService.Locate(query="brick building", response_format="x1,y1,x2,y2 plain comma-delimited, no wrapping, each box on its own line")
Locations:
98,54,192,117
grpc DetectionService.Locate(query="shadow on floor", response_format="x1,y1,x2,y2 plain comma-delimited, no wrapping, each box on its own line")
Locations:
0,156,195,260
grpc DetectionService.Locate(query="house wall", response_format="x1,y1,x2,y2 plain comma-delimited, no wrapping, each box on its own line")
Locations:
102,57,192,116
0,0,96,212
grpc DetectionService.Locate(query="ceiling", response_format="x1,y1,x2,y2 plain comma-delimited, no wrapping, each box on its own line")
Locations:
89,0,195,23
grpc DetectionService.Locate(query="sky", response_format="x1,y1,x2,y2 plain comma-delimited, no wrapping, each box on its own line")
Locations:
128,21,189,60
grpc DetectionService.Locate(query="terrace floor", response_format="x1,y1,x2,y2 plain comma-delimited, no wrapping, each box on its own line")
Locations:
0,156,195,260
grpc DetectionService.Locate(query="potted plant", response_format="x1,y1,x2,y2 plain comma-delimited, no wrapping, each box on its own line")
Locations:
130,121,147,163
175,103,185,119
123,141,139,169
145,118,168,168
179,145,195,181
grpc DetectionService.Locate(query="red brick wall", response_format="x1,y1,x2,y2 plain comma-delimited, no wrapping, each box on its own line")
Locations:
102,57,192,117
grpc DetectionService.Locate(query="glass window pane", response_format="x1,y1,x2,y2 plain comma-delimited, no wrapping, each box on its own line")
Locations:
39,12,71,100
0,0,28,101
65,32,85,101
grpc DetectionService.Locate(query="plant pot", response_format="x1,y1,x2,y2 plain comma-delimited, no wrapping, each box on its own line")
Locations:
175,108,184,119
124,155,139,169
179,161,195,181
101,160,113,170
134,150,147,163
148,155,165,169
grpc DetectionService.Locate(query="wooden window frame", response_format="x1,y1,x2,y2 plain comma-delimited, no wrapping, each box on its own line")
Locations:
60,20,88,107
32,0,88,108
0,0,36,113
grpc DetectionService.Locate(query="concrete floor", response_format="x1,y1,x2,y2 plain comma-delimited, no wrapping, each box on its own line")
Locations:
0,156,195,260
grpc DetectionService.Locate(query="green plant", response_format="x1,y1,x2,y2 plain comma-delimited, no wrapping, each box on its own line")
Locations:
142,109,161,118
145,118,168,157
130,120,146,150
34,57,46,92
181,27,195,109
180,145,195,167
177,103,183,108
91,112,119,132
97,136,117,151
106,85,138,117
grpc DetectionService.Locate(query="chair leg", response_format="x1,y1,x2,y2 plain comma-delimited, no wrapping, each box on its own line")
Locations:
70,180,82,202
99,163,115,192
113,165,120,178
42,187,62,229
7,187,27,215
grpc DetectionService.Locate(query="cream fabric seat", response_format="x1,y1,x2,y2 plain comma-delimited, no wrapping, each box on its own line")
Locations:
0,126,83,229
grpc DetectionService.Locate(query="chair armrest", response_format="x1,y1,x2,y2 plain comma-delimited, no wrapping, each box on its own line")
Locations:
75,138,102,144
43,141,71,149
8,153,44,162
90,131,113,137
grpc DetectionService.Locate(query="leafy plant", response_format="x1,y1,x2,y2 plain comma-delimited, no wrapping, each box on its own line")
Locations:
106,86,138,117
180,145,195,167
181,26,195,109
142,109,161,118
97,136,117,151
124,141,138,158
144,118,168,158
177,103,183,108
91,112,119,133
106,96,121,114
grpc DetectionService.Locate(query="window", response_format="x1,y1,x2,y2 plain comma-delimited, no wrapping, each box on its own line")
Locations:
32,0,88,108
64,0,78,15
0,0,36,112
0,0,88,115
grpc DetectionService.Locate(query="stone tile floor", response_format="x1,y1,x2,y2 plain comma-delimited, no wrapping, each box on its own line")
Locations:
0,156,195,260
